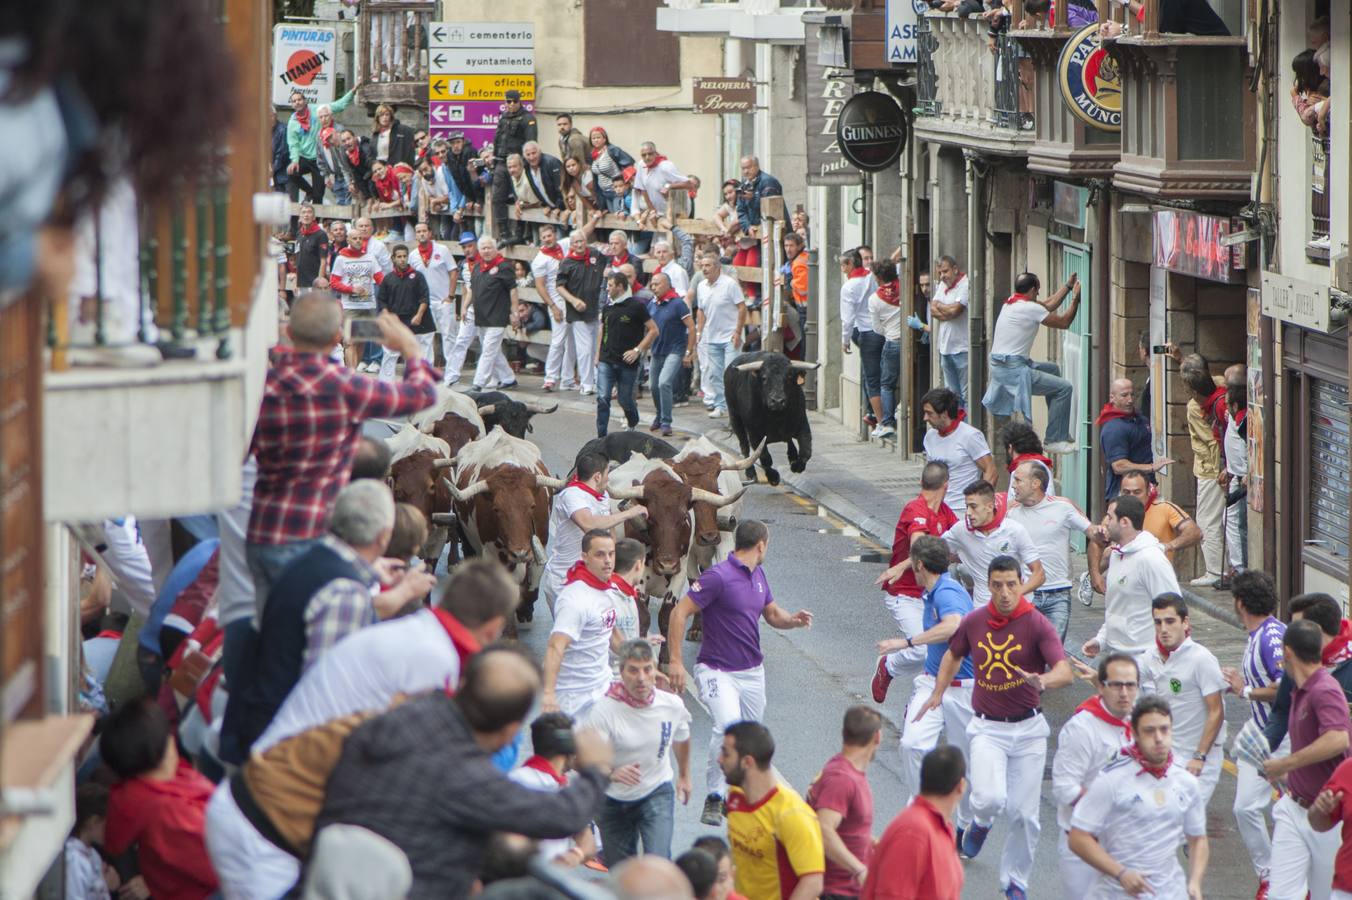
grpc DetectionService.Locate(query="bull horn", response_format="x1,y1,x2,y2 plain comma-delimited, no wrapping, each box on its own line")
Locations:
477,403,496,416
536,473,567,490
524,401,559,415
432,457,457,469
734,360,765,372
532,535,546,565
690,485,748,508
441,476,490,503
721,437,767,470
790,360,822,371
607,482,646,501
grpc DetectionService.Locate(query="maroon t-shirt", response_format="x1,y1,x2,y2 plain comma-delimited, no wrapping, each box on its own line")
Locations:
947,605,1065,718
806,753,874,897
1288,667,1352,804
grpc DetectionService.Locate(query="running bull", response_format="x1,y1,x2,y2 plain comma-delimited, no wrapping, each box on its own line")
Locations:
724,351,819,486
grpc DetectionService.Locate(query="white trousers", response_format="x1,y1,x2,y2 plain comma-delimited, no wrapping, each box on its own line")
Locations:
900,674,974,827
1058,828,1100,899
205,780,301,900
1195,477,1225,576
1226,496,1245,569
557,683,607,720
1270,793,1339,900
430,299,458,372
544,307,576,386
569,321,599,391
444,307,478,385
882,594,927,681
472,326,515,388
967,712,1051,891
1174,741,1224,809
1234,757,1277,878
378,332,436,382
694,662,766,797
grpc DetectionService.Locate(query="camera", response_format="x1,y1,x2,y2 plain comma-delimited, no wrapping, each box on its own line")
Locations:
284,240,297,255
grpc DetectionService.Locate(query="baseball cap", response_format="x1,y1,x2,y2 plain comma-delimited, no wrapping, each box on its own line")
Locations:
458,231,477,244
504,89,521,101
447,130,465,141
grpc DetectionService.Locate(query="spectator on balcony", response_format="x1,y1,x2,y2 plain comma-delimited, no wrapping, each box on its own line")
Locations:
589,127,637,214
523,141,567,216
714,180,741,237
504,153,545,246
246,292,437,602
870,261,904,441
562,154,601,225
557,113,589,163
316,120,355,206
287,89,352,204
635,142,696,225
339,130,374,202
1022,0,1098,27
653,240,690,295
370,103,415,167
929,255,971,408
413,129,433,166
444,132,485,213
365,159,402,213
735,156,783,236
491,90,538,242
415,157,451,238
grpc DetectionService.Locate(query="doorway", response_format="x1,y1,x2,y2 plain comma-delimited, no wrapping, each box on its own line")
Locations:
1051,238,1093,547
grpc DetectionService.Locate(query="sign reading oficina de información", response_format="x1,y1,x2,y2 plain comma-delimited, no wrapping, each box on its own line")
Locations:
1057,24,1122,131
427,22,537,147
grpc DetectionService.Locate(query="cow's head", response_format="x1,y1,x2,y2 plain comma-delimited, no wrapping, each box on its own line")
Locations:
387,450,456,521
477,399,558,438
735,354,820,412
671,441,760,546
429,413,481,458
610,468,742,575
446,465,564,565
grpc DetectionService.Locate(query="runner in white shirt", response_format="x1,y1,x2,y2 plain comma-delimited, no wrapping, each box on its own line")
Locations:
929,255,971,405
443,233,483,385
1082,495,1180,661
531,224,577,391
542,451,646,612
694,255,746,417
507,714,596,867
940,481,1044,606
409,222,455,372
608,538,647,652
583,638,693,862
544,530,623,717
1068,696,1209,900
1052,653,1139,897
1007,461,1096,642
920,386,997,515
1139,595,1228,806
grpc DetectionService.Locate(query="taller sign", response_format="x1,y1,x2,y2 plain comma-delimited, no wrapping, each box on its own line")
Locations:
272,25,337,107
805,24,860,186
427,21,537,145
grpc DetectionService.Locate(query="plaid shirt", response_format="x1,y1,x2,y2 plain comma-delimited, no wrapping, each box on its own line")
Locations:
248,351,438,545
303,536,379,670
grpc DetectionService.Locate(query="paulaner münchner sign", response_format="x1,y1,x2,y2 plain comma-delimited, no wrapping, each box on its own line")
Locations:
1057,24,1122,132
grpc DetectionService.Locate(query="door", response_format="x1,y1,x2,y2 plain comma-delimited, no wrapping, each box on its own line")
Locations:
1053,240,1093,549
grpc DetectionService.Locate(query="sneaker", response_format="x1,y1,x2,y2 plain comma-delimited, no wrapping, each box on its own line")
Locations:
471,384,485,392
700,794,725,826
1004,884,1028,900
499,380,519,390
1077,571,1096,607
955,827,967,858
1212,573,1232,591
661,426,673,436
580,387,595,396
1254,880,1269,900
1046,441,1078,455
542,381,557,392
875,424,896,439
649,422,662,432
1189,572,1222,587
961,822,991,858
870,656,893,703
708,408,725,419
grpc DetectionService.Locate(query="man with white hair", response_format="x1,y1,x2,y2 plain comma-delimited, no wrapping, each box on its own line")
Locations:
558,232,608,395
467,235,520,390
534,213,601,391
653,240,689,295
604,230,636,297
523,140,565,214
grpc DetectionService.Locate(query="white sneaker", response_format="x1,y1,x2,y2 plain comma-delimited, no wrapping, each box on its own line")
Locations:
875,424,896,439
1189,573,1222,587
1046,441,1078,455
580,387,595,396
708,408,725,419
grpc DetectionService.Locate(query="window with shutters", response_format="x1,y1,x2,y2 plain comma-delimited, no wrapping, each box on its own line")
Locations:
583,0,679,88
1307,378,1350,561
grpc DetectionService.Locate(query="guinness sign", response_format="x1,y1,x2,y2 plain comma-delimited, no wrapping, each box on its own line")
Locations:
835,91,909,173
1057,24,1122,132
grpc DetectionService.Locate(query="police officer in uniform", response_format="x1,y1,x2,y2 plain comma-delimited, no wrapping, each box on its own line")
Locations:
492,89,537,246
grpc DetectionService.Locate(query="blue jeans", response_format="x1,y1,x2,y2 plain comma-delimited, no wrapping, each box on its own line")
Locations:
650,351,684,427
332,179,351,205
1033,588,1070,642
596,361,640,436
245,538,318,613
941,351,968,407
705,341,730,412
881,339,901,427
853,328,884,400
598,782,676,863
1027,360,1075,444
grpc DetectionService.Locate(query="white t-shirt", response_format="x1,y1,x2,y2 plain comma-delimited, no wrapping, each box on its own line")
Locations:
1006,496,1091,590
662,260,690,296
608,584,642,648
634,158,685,214
551,580,618,699
529,238,571,311
839,273,875,343
697,274,745,345
582,691,692,802
1096,532,1181,654
544,484,611,585
868,292,903,341
507,765,574,862
1051,709,1132,831
932,274,970,355
922,421,992,514
1139,638,1228,756
989,299,1049,358
1225,414,1247,478
367,236,394,276
330,249,382,311
941,517,1040,605
409,242,452,304
1070,756,1206,899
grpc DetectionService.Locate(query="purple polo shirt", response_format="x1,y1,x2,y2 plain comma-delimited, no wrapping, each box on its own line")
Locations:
1288,667,1352,804
689,555,773,671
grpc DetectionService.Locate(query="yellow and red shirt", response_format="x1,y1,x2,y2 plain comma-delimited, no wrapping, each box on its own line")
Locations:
726,783,825,900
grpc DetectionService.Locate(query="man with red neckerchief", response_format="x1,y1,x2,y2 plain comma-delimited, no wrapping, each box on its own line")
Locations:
920,386,997,516
544,530,626,717
375,244,433,382
1068,696,1209,900
1052,652,1139,897
409,222,454,372
1098,377,1175,504
646,271,696,437
467,235,519,391
508,713,599,867
914,555,1070,900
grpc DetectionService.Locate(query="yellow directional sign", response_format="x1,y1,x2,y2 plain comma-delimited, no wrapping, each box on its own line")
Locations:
428,74,535,101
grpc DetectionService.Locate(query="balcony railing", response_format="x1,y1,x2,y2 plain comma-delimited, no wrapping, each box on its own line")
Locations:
356,1,434,106
915,16,940,115
1311,135,1331,260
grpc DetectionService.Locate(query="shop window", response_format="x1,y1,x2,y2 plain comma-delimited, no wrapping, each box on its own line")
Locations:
1308,377,1351,561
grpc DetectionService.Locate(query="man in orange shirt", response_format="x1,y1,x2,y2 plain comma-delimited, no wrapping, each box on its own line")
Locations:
862,745,966,900
776,232,810,359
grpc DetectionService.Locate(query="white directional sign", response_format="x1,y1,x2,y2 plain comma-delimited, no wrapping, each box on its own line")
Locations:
430,48,535,75
429,21,535,49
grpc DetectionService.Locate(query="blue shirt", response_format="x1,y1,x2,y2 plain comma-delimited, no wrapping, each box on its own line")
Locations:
648,295,691,358
689,555,774,671
1100,412,1153,502
923,573,975,679
736,171,783,231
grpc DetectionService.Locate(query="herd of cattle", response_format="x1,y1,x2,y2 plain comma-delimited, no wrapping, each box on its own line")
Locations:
383,351,820,644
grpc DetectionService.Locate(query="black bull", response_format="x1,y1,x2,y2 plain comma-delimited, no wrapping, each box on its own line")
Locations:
724,351,819,486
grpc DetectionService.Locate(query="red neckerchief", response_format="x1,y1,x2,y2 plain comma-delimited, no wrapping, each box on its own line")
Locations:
1095,403,1134,426
393,265,416,280
1123,743,1173,780
346,145,361,166
1075,695,1132,740
1232,408,1248,427
1005,292,1032,306
320,125,335,148
986,595,1035,630
647,154,669,168
567,244,591,261
294,106,311,132
477,254,504,273
1204,385,1227,423
566,479,605,501
1007,452,1054,474
606,679,655,709
1155,630,1191,662
522,755,568,786
848,266,869,279
565,560,612,591
338,245,365,259
937,409,966,437
417,241,434,265
372,169,400,202
610,251,630,268
539,244,564,260
969,493,1008,535
655,289,680,304
299,221,323,237
875,280,901,306
429,607,482,683
95,629,124,641
611,574,639,598
1323,619,1352,666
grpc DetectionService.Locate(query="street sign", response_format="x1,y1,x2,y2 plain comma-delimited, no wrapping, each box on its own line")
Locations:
271,25,337,107
428,101,536,144
429,21,534,49
430,48,535,75
692,77,756,114
428,74,535,101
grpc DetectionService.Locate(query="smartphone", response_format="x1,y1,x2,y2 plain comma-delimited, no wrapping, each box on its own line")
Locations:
347,318,384,341
1151,344,1170,354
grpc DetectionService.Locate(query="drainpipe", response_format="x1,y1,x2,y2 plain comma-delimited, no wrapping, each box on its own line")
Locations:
965,156,986,429
1094,183,1113,508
